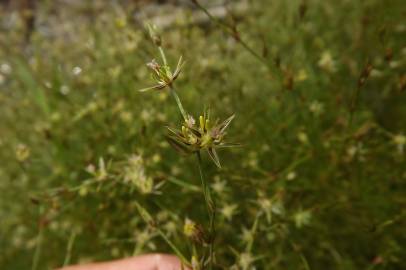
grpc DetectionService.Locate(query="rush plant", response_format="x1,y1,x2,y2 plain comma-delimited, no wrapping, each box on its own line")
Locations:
139,25,238,269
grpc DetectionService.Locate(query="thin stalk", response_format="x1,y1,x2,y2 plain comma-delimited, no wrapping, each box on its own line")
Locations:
169,86,188,121
135,202,191,267
300,253,311,270
63,230,77,266
191,0,282,79
31,207,44,270
196,152,215,270
246,212,260,252
168,176,201,192
348,85,361,129
157,45,187,120
157,229,191,267
158,46,168,66
343,81,364,158
349,60,371,131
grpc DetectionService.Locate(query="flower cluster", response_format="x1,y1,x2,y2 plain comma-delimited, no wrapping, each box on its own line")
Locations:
183,218,208,244
139,56,184,92
166,112,237,168
122,155,155,194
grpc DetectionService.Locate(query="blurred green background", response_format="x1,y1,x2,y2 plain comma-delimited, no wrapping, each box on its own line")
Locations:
0,0,405,269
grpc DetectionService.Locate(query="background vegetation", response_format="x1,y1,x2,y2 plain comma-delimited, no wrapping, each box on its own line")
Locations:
0,0,405,269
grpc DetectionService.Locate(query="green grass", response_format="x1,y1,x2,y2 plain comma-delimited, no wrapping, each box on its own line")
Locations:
0,0,405,269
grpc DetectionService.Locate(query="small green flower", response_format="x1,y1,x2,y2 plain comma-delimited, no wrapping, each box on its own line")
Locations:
165,111,238,168
220,203,238,221
183,218,208,244
15,144,30,162
86,157,108,181
238,253,255,270
122,155,156,194
294,209,312,228
139,56,184,92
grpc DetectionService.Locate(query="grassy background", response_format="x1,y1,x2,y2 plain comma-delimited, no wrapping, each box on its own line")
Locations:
0,0,405,269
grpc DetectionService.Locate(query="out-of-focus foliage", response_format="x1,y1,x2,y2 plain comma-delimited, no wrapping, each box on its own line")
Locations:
0,0,405,269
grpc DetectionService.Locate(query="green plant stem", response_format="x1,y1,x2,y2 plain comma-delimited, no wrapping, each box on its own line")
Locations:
31,207,44,270
157,45,187,120
158,46,168,66
191,0,281,79
196,151,215,270
169,86,188,121
135,202,191,267
157,229,191,267
168,176,201,192
246,212,260,252
63,230,77,266
300,253,311,270
348,84,361,130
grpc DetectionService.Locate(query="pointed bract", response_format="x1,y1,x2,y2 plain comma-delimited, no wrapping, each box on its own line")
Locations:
166,112,237,168
207,147,221,168
139,56,184,92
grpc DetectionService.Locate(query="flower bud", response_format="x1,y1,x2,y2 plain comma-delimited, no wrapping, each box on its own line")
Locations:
147,23,162,47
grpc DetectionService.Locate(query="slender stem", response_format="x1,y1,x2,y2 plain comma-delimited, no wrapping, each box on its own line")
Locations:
31,207,44,270
157,46,187,120
135,202,191,267
191,0,281,79
196,152,213,215
208,208,216,270
169,86,188,121
196,152,215,270
63,230,77,266
168,176,201,192
246,212,260,252
158,46,168,66
157,229,191,267
348,85,361,129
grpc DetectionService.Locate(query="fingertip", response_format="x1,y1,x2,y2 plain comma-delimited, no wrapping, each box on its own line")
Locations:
57,253,190,270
